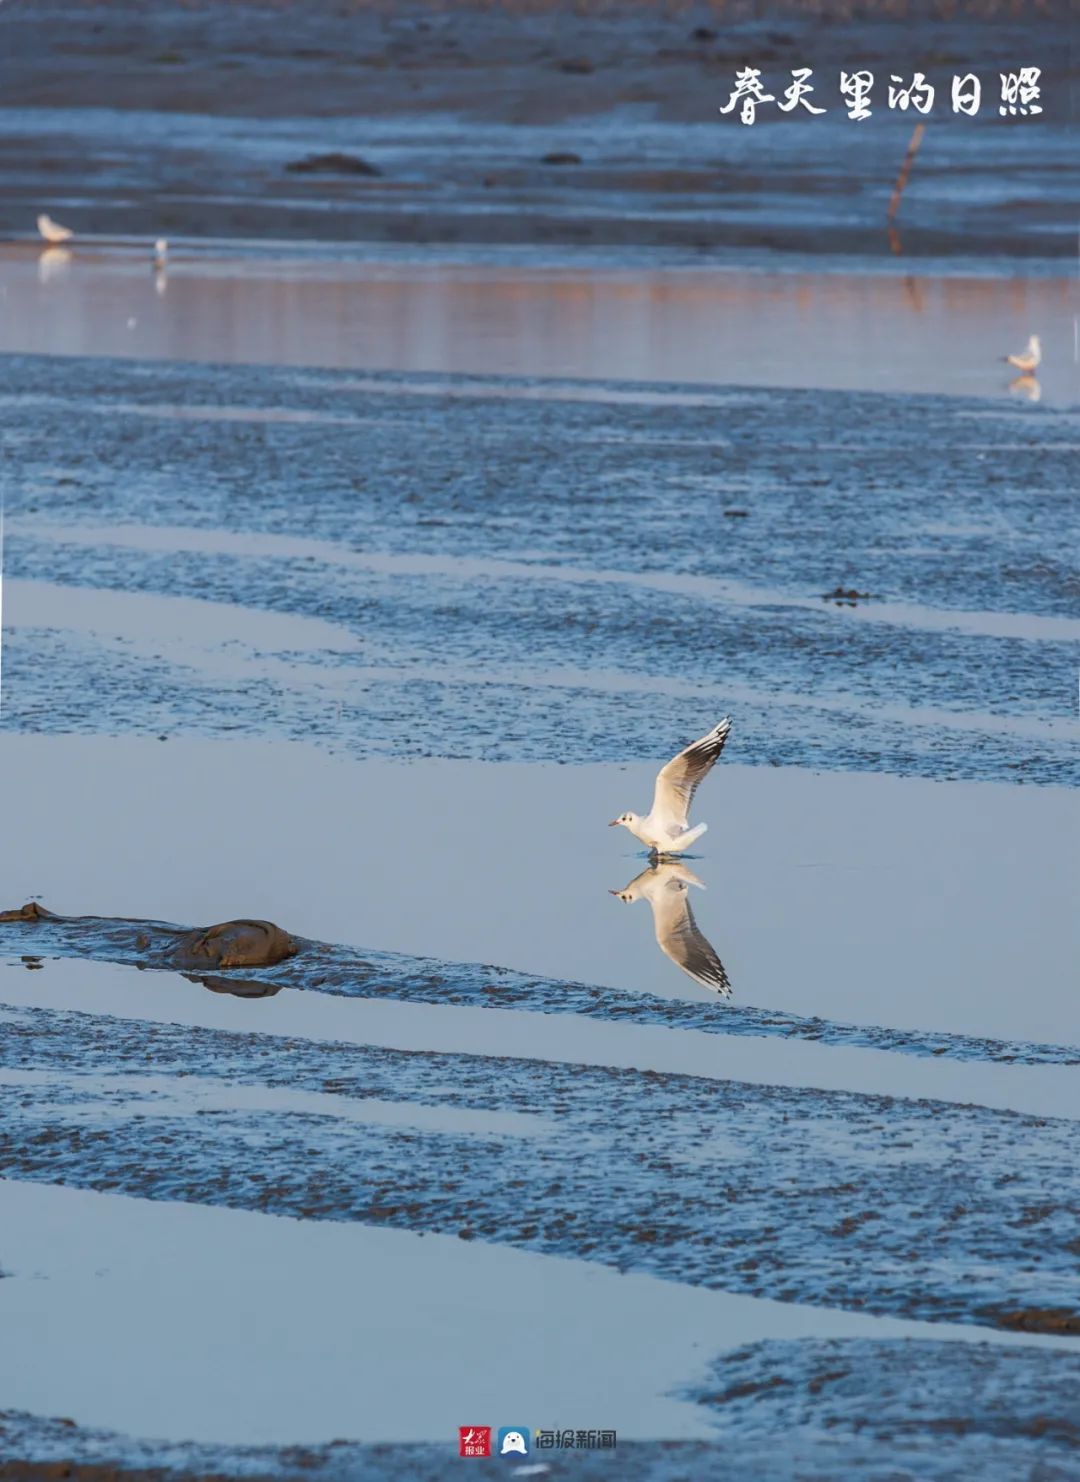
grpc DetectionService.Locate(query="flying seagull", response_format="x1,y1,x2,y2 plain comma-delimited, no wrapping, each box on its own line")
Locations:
37,213,73,244
610,860,731,996
610,718,732,855
1004,334,1041,374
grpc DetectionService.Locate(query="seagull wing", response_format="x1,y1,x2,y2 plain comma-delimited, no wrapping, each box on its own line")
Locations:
648,869,731,996
650,718,732,832
1005,337,1040,373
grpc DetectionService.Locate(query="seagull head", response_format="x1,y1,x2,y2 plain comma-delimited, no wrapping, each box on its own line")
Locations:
608,811,639,831
609,862,675,903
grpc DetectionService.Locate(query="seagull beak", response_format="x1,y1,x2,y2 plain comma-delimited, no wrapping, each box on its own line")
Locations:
608,818,620,827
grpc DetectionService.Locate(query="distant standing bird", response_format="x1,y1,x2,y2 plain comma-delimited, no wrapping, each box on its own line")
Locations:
1004,334,1041,374
609,718,732,855
610,860,731,996
154,237,168,268
37,213,73,244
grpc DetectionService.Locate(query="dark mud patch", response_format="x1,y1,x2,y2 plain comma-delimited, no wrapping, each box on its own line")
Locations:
2,1004,1077,1331
2,902,1074,1067
284,152,382,177
822,585,874,605
690,1338,1080,1457
981,1306,1080,1335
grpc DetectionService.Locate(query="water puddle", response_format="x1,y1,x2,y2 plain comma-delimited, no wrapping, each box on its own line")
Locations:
1,734,1075,1051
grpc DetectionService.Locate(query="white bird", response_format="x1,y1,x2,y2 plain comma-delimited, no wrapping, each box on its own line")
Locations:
609,718,731,855
610,860,731,996
154,237,168,268
1004,334,1041,374
37,213,73,244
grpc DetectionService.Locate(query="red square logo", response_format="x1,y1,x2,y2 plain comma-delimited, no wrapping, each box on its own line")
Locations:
459,1427,491,1458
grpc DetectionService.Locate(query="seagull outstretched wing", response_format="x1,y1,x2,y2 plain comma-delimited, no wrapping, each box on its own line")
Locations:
650,866,732,996
650,718,732,833
613,861,732,997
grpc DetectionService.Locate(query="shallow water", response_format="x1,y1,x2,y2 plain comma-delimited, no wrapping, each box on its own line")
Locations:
3,953,1076,1119
1,249,1076,404
4,949,1078,1344
0,1179,1066,1449
1,735,1076,1050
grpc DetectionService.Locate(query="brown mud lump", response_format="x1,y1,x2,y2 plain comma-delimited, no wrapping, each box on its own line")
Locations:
0,902,57,923
171,919,298,970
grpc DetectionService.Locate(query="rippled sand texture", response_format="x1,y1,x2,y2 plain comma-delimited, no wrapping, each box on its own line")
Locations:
4,355,1077,785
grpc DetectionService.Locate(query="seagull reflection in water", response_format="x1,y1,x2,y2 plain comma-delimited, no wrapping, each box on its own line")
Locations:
610,860,731,997
37,246,72,284
1008,373,1041,404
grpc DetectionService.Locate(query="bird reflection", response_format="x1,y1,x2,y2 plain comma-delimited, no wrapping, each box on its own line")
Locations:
153,237,169,296
1008,373,1041,403
609,860,731,997
37,246,72,283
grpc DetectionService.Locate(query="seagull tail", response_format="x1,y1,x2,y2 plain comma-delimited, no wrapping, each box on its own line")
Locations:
679,822,708,850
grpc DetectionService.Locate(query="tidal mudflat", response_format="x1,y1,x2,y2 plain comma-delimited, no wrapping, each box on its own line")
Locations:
0,1,1073,260
4,354,1077,788
1,345,1077,1477
1,3,1078,1470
